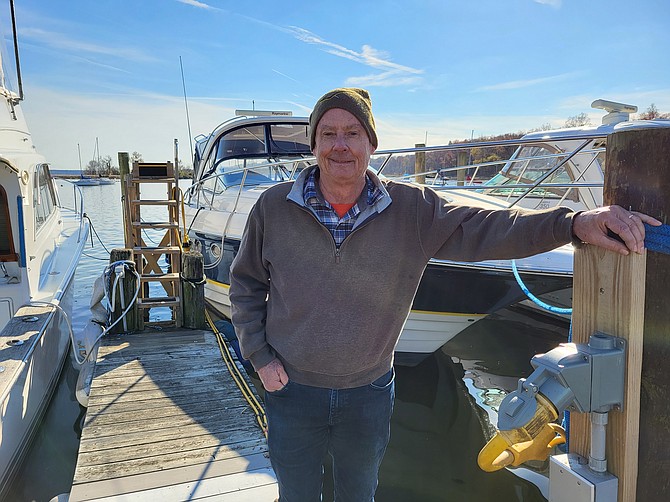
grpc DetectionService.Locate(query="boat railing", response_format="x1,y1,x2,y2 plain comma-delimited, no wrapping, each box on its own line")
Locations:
56,179,88,243
187,130,608,212
374,132,607,209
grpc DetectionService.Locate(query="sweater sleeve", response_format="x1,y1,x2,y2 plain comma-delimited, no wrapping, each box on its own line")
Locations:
416,186,577,262
229,200,276,371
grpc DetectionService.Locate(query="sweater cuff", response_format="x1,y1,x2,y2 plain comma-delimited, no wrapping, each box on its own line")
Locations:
249,346,277,372
570,210,586,248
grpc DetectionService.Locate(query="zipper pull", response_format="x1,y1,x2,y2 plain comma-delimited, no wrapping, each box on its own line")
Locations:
335,248,341,263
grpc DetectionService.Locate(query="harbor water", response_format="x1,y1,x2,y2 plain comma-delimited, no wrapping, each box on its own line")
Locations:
6,181,569,502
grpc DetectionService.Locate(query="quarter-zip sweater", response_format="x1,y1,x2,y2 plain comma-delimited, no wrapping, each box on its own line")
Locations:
229,167,576,389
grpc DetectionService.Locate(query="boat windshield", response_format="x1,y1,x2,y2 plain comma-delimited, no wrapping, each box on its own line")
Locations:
0,3,20,95
204,122,311,183
479,145,579,202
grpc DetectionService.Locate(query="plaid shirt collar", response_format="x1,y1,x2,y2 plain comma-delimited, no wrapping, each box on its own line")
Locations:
303,167,384,246
303,168,384,210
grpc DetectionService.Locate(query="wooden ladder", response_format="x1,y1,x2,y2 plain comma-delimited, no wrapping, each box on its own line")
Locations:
124,162,183,329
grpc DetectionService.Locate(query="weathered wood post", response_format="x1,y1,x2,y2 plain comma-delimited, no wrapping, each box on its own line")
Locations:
182,250,206,329
457,150,468,186
414,143,426,184
118,152,132,248
570,126,670,502
108,248,139,334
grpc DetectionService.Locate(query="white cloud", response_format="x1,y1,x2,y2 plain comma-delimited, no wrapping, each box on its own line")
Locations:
21,86,237,171
20,28,155,63
285,26,423,87
476,72,578,92
533,0,562,8
176,0,219,10
346,71,422,88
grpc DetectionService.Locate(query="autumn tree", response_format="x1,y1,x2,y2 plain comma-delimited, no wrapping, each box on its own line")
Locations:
639,103,670,120
564,112,591,128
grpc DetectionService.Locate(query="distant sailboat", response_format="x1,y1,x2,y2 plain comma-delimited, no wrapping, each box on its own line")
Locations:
74,138,115,186
74,142,100,186
93,138,115,184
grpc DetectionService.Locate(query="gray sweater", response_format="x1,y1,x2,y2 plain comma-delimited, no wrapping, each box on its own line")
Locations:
229,168,576,389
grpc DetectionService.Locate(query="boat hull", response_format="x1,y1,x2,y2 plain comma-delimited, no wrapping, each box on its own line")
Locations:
0,210,88,496
0,294,75,496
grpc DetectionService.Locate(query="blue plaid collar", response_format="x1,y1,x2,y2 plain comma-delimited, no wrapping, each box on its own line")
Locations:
303,168,383,208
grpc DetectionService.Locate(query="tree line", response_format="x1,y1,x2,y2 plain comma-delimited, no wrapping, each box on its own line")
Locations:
83,151,193,178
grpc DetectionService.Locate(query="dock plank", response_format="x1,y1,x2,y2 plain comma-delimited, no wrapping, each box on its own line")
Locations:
69,328,274,501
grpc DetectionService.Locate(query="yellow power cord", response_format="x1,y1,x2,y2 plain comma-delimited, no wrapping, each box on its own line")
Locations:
205,310,268,437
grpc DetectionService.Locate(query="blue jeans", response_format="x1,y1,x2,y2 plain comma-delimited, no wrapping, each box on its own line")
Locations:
265,369,395,502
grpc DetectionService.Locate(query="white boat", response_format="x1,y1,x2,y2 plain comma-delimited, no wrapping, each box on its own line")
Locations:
74,176,101,186
0,6,89,496
183,103,669,357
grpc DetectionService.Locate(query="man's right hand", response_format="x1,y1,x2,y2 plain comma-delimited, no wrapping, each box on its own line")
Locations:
257,358,289,392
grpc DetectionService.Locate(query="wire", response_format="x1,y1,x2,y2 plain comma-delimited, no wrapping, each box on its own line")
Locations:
510,259,572,315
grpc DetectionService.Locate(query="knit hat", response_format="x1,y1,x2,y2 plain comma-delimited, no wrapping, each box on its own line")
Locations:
309,88,378,149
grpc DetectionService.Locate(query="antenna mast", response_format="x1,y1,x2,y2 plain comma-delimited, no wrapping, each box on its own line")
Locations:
179,56,194,161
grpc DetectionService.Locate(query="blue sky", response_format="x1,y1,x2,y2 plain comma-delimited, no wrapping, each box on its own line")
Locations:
7,0,670,170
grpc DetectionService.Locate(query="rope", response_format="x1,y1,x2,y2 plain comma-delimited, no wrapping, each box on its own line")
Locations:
181,273,207,287
84,214,113,255
644,223,670,254
205,310,268,437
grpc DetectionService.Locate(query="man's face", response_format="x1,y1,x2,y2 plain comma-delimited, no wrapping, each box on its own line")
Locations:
312,108,376,188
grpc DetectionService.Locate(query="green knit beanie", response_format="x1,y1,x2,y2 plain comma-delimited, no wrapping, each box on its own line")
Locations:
309,88,378,149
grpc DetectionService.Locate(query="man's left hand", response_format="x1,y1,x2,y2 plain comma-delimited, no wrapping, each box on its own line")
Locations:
573,205,662,255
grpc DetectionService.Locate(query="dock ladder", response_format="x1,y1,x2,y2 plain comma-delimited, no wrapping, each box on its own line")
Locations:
123,162,183,329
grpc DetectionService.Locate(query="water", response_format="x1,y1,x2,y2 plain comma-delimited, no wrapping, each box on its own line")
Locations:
5,182,570,502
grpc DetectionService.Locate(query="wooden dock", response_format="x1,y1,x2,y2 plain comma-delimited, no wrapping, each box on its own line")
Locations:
69,328,277,501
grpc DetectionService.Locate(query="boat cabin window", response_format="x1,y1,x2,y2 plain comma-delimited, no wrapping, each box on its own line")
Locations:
0,184,18,261
33,164,57,231
214,125,266,167
268,123,311,155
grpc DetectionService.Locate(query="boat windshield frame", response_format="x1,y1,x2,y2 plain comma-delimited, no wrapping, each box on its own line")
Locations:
199,121,311,181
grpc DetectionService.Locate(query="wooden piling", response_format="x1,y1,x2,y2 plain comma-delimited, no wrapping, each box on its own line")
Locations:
118,152,132,248
457,150,468,186
414,144,426,185
182,250,206,329
570,126,670,502
108,248,139,334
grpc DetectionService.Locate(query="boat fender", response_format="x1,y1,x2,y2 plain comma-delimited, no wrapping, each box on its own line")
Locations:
89,274,108,324
75,318,105,362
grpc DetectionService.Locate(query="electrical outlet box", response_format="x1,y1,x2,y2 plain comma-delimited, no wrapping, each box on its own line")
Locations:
549,453,617,502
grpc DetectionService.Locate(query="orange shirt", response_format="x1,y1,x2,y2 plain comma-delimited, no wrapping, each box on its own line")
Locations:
331,202,355,218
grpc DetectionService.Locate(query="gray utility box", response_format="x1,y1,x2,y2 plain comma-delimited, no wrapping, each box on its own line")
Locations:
549,454,617,502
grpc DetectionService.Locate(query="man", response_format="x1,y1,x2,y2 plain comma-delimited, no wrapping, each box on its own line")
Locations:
229,88,658,501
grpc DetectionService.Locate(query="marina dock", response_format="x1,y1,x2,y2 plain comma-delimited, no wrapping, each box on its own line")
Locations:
69,328,277,501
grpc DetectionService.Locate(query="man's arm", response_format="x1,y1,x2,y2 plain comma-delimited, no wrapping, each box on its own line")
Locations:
229,202,291,392
572,205,661,255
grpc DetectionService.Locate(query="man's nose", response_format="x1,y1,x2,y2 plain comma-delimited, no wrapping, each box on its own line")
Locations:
333,134,348,150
